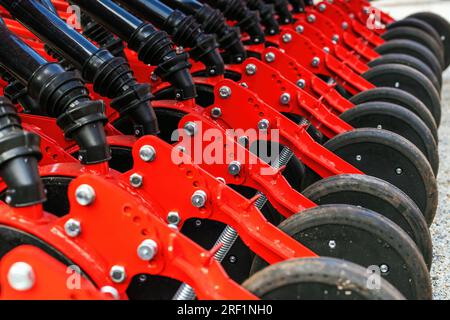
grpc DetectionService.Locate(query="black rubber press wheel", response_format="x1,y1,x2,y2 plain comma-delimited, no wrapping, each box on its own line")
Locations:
322,128,438,225
387,18,443,51
243,257,405,300
302,174,432,267
340,102,439,174
250,205,432,300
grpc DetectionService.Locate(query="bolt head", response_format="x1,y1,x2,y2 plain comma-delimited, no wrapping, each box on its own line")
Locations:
75,184,95,206
328,240,336,249
295,25,304,34
342,22,349,30
332,34,340,43
258,119,270,131
395,168,403,175
183,121,198,137
264,52,276,63
280,93,291,105
228,161,241,176
100,286,120,300
356,155,362,161
245,63,257,75
307,14,316,23
110,265,126,283
167,211,181,225
380,264,389,273
191,190,207,208
297,79,306,88
311,57,321,67
139,145,156,162
228,255,237,263
64,218,81,238
323,46,330,53
282,33,292,43
8,262,35,291
318,3,326,12
211,107,222,118
137,239,158,261
219,86,231,99
129,173,143,188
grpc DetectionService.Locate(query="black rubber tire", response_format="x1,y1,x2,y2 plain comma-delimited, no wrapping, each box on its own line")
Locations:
362,64,441,126
387,18,443,52
349,87,438,137
381,26,445,69
302,174,433,266
375,39,442,82
408,12,450,68
368,53,441,91
250,205,432,300
340,102,439,174
243,257,405,300
323,128,438,225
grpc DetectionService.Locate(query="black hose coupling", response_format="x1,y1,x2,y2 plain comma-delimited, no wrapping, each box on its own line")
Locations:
128,23,196,100
246,0,280,35
266,0,294,24
27,63,110,164
165,10,225,75
194,4,246,64
0,97,45,207
288,0,305,13
82,49,159,136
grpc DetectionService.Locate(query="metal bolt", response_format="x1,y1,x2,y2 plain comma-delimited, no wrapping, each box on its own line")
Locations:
240,82,248,88
396,168,403,175
356,155,362,161
342,21,349,30
235,56,243,63
7,262,35,291
228,161,241,176
282,33,292,43
64,218,81,238
195,219,202,227
75,184,95,206
167,211,181,225
211,107,222,118
219,86,232,99
311,57,321,67
318,3,326,12
139,145,156,162
380,264,389,273
253,37,261,43
129,173,143,188
209,68,216,75
137,239,158,261
297,79,306,88
183,121,198,137
295,25,304,34
377,125,382,129
363,7,370,15
332,34,340,43
307,14,316,23
100,286,120,300
328,240,336,249
177,146,186,154
395,82,400,88
191,190,207,208
110,265,126,283
245,64,257,75
280,93,291,105
228,255,237,264
323,46,330,53
258,119,270,131
264,52,276,63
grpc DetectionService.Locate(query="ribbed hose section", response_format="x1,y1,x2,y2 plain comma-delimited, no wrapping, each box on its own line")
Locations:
267,0,294,24
246,0,280,35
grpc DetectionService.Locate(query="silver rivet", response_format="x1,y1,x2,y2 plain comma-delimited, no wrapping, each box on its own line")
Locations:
342,22,349,30
8,262,35,291
297,79,306,88
228,161,241,176
318,3,326,12
245,63,257,75
183,121,198,137
396,168,403,175
100,286,119,300
191,190,207,208
229,255,237,263
296,25,304,34
211,107,222,118
167,211,181,225
209,68,216,75
75,184,95,206
139,145,156,162
377,125,382,129
332,34,340,43
195,219,202,227
356,155,362,161
110,265,126,283
236,56,243,63
282,33,292,43
394,82,400,88
280,93,291,105
380,264,389,273
129,173,143,188
323,47,330,53
328,240,336,249
311,57,321,67
265,52,276,63
258,119,270,130
307,14,316,23
219,86,232,99
64,218,81,238
137,239,158,261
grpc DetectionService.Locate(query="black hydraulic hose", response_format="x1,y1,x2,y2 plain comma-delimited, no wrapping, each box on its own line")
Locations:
245,0,280,35
0,97,45,207
1,0,159,136
264,0,294,24
161,0,246,63
203,0,265,44
114,0,225,75
70,0,196,100
0,17,110,165
288,0,305,13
